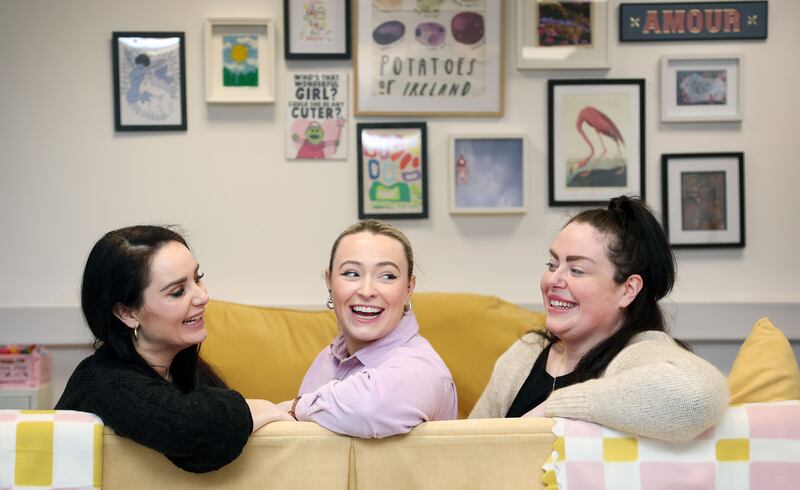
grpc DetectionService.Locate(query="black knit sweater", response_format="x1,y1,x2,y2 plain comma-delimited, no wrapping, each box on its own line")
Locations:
55,345,253,473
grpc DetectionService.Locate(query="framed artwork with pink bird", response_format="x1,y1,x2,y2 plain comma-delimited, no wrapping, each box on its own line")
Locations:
548,78,645,206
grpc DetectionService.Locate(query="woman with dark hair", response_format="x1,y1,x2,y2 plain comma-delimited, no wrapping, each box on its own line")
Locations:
56,226,292,473
470,196,729,441
281,219,458,438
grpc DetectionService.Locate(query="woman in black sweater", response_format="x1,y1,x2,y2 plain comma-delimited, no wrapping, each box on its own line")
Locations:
56,225,292,473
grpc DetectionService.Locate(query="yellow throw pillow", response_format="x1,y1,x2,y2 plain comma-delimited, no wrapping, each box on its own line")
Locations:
728,317,800,404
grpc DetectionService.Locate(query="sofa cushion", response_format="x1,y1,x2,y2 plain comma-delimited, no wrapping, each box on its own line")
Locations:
728,317,800,404
411,293,546,417
201,300,338,402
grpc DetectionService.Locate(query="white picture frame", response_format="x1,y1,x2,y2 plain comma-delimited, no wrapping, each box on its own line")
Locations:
204,18,276,104
354,0,504,116
516,0,610,70
660,54,743,122
449,134,527,215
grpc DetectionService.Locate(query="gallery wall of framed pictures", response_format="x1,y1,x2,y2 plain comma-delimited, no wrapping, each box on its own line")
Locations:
108,0,768,247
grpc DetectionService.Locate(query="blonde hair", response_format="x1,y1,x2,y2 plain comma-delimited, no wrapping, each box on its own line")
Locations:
327,219,414,280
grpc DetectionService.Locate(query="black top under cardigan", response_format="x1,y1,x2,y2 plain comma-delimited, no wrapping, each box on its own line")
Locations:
505,343,580,418
55,345,253,473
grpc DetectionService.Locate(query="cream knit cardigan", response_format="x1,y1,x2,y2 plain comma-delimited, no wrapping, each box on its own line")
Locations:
469,330,730,441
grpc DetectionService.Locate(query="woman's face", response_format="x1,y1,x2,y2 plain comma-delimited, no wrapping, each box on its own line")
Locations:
539,222,632,348
327,232,415,355
129,241,209,363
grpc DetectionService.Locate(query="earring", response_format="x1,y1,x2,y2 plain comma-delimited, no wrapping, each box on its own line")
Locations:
327,296,334,309
403,302,411,314
133,325,140,341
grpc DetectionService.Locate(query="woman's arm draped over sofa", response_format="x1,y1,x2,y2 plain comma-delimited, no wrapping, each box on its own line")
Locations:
294,349,457,438
544,333,730,441
56,353,253,473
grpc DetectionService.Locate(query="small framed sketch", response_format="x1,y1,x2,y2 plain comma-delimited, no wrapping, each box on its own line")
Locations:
284,0,351,59
548,79,645,206
357,122,428,219
516,0,610,69
112,32,186,131
354,0,504,116
662,152,745,248
204,18,276,103
449,135,526,214
286,72,348,160
661,54,742,122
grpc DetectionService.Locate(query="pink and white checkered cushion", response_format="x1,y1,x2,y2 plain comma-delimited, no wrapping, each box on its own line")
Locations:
542,401,800,489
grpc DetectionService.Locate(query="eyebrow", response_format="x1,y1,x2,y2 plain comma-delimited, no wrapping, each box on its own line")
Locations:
158,264,200,292
549,250,596,264
338,260,401,270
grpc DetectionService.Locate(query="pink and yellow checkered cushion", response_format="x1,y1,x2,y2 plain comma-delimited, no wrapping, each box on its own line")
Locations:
0,410,103,489
542,401,800,489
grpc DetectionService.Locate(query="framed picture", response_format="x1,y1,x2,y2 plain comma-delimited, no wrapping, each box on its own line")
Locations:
448,134,527,214
284,0,351,59
661,54,743,122
354,0,504,116
662,153,745,248
357,122,428,219
112,32,186,131
286,72,348,160
204,19,276,103
516,0,610,70
548,79,645,206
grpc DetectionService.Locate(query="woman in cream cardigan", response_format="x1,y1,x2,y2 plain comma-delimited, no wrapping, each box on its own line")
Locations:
470,196,729,441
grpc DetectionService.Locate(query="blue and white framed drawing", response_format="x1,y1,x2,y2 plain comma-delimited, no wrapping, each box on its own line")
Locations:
449,134,527,214
661,54,742,122
204,19,276,103
112,32,186,131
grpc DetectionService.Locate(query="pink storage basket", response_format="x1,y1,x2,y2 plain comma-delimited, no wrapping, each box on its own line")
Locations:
0,346,51,388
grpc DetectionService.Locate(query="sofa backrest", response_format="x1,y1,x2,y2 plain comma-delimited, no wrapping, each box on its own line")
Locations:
201,292,546,417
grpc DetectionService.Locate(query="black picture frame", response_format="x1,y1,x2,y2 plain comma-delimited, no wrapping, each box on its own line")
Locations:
112,32,187,131
284,0,352,60
548,79,646,206
357,122,428,220
661,152,745,248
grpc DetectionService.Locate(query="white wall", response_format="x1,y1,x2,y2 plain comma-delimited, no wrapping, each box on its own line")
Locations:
1,1,799,402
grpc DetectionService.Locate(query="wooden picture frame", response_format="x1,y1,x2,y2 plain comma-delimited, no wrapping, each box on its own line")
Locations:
516,0,610,70
204,18,276,104
661,152,745,248
548,79,645,206
284,0,352,59
112,32,187,131
357,122,428,219
354,0,504,116
661,54,743,122
449,134,527,215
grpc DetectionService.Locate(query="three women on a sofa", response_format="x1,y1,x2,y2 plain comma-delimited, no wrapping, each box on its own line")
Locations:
58,194,728,473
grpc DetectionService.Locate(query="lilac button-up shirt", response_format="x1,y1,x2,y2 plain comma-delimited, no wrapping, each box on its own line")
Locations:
294,312,458,438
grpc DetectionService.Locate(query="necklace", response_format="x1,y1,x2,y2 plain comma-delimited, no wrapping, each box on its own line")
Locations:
551,343,565,394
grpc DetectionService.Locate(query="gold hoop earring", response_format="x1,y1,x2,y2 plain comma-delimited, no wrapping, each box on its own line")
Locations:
327,296,334,309
133,325,140,341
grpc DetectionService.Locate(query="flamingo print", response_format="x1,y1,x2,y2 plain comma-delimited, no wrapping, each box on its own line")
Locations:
573,106,626,178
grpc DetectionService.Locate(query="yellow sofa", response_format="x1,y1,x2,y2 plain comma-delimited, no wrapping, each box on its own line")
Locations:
94,295,799,489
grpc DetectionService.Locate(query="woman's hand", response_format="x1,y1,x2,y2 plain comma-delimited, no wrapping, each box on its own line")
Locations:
522,401,547,418
245,399,296,432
